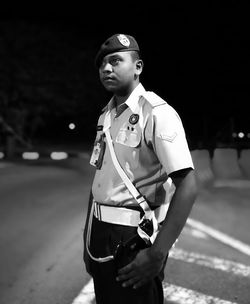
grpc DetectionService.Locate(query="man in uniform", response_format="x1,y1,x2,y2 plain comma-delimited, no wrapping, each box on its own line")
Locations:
83,33,197,304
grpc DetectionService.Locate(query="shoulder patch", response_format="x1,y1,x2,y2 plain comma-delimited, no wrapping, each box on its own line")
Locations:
141,91,166,108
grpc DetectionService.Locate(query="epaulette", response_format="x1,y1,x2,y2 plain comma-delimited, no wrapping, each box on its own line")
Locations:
141,91,166,108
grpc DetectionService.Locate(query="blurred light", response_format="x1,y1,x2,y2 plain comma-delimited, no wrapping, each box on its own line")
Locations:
22,152,39,160
232,132,237,138
50,152,68,160
247,133,250,138
69,123,76,130
238,132,244,139
0,151,4,159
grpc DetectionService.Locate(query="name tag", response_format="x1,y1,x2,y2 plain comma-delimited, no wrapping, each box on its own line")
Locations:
90,135,106,169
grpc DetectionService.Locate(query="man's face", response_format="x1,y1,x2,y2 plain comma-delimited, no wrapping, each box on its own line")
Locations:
99,51,140,95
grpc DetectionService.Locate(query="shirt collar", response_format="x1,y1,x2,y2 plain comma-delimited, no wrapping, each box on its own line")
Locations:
125,83,145,113
104,83,146,113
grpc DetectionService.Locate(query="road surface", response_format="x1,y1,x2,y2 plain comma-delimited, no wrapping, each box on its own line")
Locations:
0,157,250,304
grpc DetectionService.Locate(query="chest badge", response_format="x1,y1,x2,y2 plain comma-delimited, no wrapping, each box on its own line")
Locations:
129,114,139,125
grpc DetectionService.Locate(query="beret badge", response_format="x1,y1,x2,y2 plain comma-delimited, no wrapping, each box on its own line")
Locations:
117,34,130,47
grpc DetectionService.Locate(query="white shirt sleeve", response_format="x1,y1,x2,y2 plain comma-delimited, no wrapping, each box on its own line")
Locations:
149,104,194,175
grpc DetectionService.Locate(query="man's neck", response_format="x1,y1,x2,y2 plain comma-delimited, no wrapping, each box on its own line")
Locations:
113,82,139,107
114,95,127,107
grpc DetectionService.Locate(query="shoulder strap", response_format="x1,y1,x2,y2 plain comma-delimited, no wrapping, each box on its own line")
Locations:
104,126,151,215
103,111,162,245
141,91,166,108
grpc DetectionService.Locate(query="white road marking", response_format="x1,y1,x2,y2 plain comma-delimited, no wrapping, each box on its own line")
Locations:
71,278,95,304
183,226,208,239
72,219,250,304
163,282,238,304
72,247,250,303
72,279,239,304
189,228,208,239
187,218,250,256
170,248,250,277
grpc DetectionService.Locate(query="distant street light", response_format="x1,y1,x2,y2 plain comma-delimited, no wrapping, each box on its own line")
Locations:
50,152,68,160
238,132,244,139
69,123,76,130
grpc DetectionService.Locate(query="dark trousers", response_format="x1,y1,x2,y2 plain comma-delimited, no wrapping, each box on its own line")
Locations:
88,216,165,304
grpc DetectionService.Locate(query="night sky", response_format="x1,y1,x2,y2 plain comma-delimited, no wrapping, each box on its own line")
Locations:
1,2,249,148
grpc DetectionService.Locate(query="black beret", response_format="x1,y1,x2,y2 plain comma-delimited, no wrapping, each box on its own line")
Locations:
95,33,140,68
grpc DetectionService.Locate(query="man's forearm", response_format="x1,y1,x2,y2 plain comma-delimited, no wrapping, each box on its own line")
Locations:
150,170,197,259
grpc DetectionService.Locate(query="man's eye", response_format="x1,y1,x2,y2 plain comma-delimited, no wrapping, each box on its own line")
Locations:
110,58,120,65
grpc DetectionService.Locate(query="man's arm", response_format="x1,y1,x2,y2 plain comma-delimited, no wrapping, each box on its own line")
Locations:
116,168,198,289
150,168,197,257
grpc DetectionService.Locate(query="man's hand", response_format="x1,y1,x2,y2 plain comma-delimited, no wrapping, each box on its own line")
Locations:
116,247,166,289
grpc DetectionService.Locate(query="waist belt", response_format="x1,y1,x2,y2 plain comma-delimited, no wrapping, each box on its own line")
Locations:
94,202,141,226
94,201,168,227
86,200,173,263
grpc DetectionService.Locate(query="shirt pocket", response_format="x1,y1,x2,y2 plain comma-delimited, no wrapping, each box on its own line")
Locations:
116,127,141,148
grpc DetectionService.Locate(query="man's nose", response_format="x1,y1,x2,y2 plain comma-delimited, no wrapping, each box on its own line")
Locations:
101,62,113,72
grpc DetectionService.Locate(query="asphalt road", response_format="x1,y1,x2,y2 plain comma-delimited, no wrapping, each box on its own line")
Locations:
0,158,250,304
0,158,95,304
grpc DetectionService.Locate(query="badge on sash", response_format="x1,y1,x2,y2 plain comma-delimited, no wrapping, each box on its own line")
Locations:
90,134,106,169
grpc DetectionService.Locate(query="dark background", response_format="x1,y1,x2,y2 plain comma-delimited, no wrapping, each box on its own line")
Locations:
0,2,249,152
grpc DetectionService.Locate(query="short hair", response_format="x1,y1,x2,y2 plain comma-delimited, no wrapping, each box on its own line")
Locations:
131,50,141,62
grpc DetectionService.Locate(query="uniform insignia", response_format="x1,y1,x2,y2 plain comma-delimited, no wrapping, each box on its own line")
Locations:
117,34,130,47
129,114,139,125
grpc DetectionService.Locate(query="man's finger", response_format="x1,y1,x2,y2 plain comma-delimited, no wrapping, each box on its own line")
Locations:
133,278,148,289
121,276,140,288
116,269,136,282
117,261,134,275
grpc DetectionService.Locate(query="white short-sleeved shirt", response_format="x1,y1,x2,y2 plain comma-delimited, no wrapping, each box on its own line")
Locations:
91,83,194,208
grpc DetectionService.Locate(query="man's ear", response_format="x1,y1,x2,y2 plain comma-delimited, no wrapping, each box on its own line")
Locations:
135,59,143,76
136,59,143,70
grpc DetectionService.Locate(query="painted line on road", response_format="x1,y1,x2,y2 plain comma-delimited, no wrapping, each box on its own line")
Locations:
170,248,250,277
187,227,208,239
163,282,238,304
187,218,250,256
72,248,250,303
71,279,95,304
72,278,239,304
72,218,250,304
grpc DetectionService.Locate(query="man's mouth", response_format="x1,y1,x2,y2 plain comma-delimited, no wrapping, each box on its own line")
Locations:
103,76,115,82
